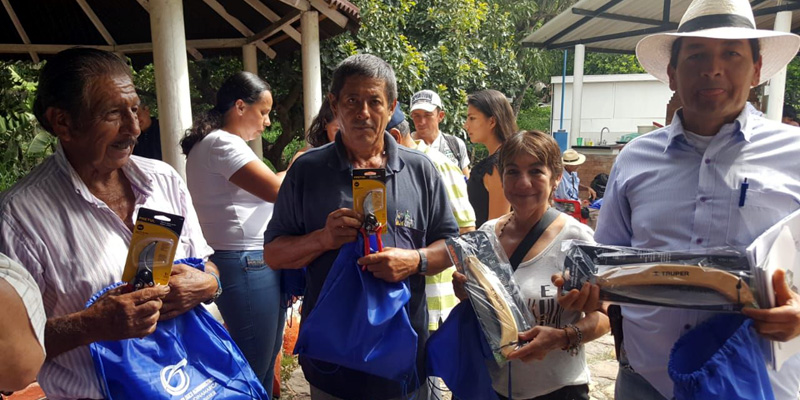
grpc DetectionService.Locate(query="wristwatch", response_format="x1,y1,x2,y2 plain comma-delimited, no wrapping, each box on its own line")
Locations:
416,249,428,274
204,271,223,304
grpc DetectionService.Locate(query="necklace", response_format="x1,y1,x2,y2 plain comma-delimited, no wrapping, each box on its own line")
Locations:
498,212,514,239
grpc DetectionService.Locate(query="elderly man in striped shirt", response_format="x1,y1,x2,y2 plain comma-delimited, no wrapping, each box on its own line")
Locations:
0,48,217,400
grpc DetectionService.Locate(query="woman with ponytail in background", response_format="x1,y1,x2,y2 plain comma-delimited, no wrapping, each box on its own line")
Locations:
181,71,284,397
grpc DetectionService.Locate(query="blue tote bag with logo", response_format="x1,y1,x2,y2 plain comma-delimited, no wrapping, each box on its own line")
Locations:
669,314,774,400
294,235,418,382
87,258,269,399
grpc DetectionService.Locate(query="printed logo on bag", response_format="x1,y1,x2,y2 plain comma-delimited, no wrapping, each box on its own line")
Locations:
161,359,191,396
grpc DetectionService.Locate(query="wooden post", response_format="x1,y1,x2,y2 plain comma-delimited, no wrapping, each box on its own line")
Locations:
301,10,322,131
243,44,264,159
570,44,585,148
150,0,192,177
766,8,792,122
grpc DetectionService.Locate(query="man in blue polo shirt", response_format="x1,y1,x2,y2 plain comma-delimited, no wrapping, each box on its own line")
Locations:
264,54,458,400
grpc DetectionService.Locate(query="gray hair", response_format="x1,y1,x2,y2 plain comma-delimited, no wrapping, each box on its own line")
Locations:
329,54,397,105
396,120,411,136
33,47,132,134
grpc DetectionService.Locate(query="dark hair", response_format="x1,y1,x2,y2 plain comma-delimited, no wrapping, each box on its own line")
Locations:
329,54,397,105
498,130,563,189
669,37,760,68
33,47,132,134
467,89,518,144
306,98,335,147
784,104,797,120
181,71,271,155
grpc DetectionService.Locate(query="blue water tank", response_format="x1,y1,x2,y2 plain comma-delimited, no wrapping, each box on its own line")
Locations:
554,130,568,153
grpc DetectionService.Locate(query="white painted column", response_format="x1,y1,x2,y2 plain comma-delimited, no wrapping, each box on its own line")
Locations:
570,44,585,147
242,44,264,159
150,0,192,178
766,8,792,122
301,10,322,131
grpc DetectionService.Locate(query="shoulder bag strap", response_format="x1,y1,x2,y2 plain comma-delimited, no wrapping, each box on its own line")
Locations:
508,207,560,271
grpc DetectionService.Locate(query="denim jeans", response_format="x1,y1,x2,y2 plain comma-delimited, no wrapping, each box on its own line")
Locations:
615,345,669,400
212,250,285,398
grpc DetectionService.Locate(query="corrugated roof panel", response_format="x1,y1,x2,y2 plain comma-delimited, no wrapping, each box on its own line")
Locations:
524,0,799,53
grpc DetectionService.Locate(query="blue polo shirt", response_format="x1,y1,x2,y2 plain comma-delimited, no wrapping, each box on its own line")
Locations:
265,132,458,399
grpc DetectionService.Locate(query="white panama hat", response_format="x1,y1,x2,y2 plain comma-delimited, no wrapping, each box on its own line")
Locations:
636,0,800,85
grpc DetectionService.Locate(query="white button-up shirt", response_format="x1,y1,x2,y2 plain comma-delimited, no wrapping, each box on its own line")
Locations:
0,145,212,400
596,104,800,399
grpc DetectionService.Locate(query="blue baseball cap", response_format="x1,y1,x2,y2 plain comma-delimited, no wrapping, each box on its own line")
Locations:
387,104,405,131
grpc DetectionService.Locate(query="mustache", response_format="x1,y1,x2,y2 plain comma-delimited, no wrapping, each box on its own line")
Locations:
113,137,138,147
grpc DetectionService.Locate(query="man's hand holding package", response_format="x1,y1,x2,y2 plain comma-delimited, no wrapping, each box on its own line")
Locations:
743,269,800,342
358,247,420,282
86,285,169,341
321,208,363,251
160,263,218,320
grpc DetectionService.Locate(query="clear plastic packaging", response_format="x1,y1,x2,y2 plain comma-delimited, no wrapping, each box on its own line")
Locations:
446,231,534,364
561,240,758,311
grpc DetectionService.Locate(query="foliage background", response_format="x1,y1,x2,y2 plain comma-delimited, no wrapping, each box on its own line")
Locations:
1,0,798,189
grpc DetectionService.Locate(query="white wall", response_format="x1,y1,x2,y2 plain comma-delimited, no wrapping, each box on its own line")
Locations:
551,74,673,145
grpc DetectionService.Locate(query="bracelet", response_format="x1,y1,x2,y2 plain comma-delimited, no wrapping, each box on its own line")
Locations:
562,324,583,356
204,271,223,304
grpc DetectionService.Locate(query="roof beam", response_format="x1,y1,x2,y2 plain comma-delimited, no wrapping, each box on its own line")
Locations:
202,0,277,58
571,8,674,26
753,3,800,16
750,0,770,7
276,0,309,11
548,25,674,50
75,0,117,46
662,0,671,23
309,0,348,28
0,39,250,54
248,9,302,44
242,0,302,43
543,0,625,47
135,0,203,60
1,0,38,62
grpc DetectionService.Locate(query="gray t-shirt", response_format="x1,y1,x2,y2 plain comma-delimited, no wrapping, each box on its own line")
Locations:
481,214,594,398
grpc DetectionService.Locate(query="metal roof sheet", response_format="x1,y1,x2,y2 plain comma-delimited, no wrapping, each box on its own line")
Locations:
523,0,800,53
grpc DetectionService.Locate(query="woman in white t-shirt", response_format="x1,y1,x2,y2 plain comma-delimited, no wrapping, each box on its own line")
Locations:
454,130,610,400
181,71,284,397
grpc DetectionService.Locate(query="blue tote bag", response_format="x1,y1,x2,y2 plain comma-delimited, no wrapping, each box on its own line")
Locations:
426,301,497,400
294,235,418,382
87,258,269,399
669,314,774,400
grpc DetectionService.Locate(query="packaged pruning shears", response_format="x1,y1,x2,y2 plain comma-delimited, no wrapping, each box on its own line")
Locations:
353,169,387,256
122,208,185,291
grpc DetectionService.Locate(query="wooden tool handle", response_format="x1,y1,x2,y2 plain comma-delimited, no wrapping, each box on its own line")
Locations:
596,264,756,306
465,255,519,357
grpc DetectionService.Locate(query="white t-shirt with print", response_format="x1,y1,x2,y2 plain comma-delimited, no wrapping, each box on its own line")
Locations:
481,214,595,398
186,129,274,251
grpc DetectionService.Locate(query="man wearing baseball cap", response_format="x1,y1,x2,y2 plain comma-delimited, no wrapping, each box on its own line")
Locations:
410,89,471,177
558,0,800,398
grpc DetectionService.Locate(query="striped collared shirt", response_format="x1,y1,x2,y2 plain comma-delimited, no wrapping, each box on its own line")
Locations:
0,144,213,400
596,104,800,399
414,140,471,329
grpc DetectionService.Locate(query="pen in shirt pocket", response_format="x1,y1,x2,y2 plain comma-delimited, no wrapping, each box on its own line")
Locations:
739,178,749,207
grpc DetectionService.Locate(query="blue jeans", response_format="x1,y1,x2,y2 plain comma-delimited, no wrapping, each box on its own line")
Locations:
615,344,669,400
212,250,285,398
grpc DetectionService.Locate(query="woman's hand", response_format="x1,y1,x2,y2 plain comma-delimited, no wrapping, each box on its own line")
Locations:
506,326,568,362
452,271,469,301
552,273,602,313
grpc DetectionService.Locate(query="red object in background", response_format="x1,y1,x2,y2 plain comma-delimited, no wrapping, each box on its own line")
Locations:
4,383,45,400
653,121,664,128
554,199,587,224
273,352,281,398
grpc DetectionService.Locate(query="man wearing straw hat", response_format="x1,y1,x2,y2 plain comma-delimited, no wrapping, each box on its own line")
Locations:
554,148,596,202
571,0,800,398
